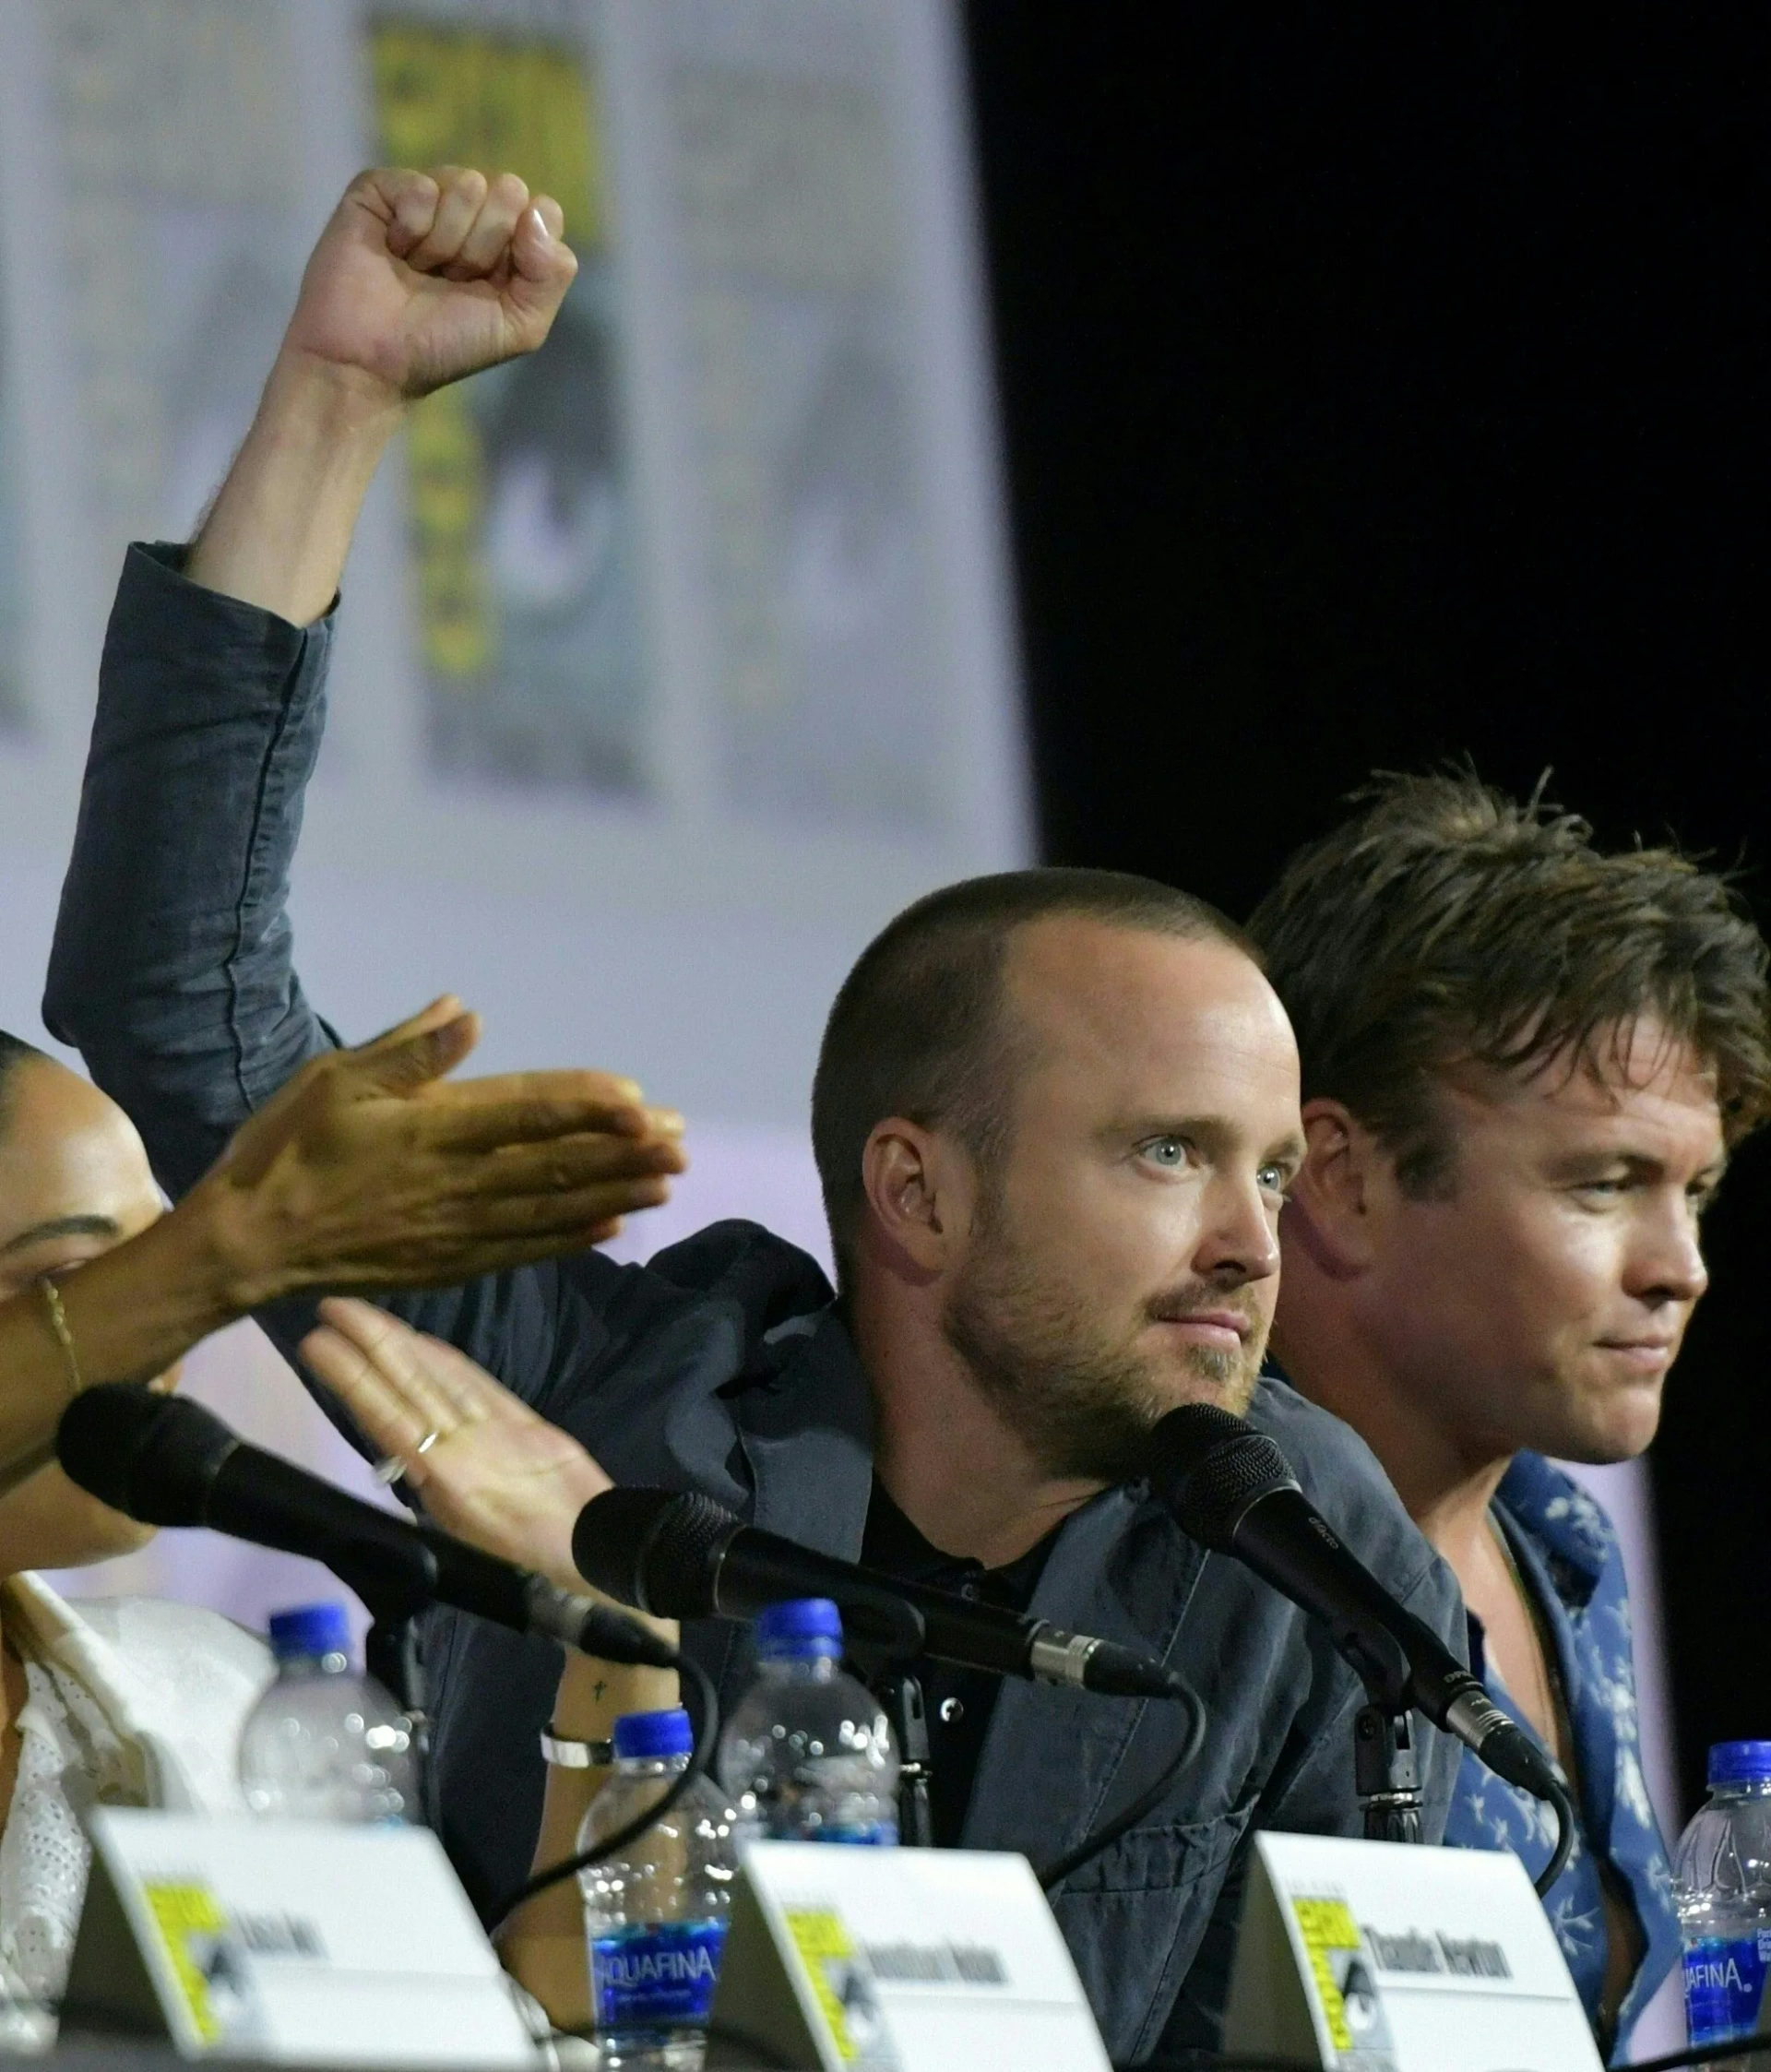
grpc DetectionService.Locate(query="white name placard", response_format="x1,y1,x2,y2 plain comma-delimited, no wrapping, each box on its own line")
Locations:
62,1809,538,2067
707,1840,1110,2071
1225,1832,1602,2072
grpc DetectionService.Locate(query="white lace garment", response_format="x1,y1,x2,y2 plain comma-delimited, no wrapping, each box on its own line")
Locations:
0,1660,126,2047
0,1580,272,2051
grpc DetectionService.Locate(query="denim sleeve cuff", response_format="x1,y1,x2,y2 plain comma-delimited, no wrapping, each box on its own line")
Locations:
91,541,339,750
131,539,341,631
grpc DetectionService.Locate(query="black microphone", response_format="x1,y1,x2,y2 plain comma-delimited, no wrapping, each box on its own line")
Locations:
1147,1403,1563,1801
572,1485,1188,1702
57,1384,677,1671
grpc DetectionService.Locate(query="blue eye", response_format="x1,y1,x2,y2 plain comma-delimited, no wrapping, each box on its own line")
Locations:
1256,1164,1287,1196
1142,1137,1187,1168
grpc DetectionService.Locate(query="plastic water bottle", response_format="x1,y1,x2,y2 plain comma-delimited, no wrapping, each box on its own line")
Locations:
578,1708,739,2069
1674,1740,1771,2057
237,1603,417,1823
717,1599,899,1844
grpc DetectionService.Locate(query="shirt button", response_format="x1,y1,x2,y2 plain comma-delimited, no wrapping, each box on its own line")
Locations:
939,1697,964,1724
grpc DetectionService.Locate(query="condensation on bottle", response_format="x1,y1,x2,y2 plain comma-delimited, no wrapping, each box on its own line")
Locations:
237,1602,417,1824
1674,1739,1771,2056
716,1598,899,1845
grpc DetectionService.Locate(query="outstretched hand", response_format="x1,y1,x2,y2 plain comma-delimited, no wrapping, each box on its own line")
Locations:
188,995,685,1309
285,166,579,405
302,1296,612,1594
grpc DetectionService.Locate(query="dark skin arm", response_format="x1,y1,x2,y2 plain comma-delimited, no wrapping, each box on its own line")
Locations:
0,997,683,1492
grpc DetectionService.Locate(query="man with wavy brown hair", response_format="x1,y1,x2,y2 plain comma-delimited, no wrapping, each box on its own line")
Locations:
1249,770,1771,2061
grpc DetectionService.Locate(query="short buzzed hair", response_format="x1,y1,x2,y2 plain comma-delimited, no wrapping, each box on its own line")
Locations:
1248,770,1771,1191
811,868,1251,1282
0,1030,47,1137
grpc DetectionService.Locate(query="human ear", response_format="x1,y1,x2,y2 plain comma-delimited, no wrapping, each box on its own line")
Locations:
1285,1099,1381,1274
858,1120,961,1279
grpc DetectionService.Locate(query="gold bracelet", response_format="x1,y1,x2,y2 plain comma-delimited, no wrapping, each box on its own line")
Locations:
37,1279,82,1403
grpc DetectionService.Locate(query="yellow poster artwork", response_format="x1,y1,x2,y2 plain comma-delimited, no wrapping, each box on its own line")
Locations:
369,15,649,795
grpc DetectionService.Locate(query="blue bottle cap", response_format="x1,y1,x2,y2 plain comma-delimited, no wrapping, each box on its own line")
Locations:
267,1602,352,1665
754,1597,844,1660
612,1707,694,1762
1708,1741,1771,1789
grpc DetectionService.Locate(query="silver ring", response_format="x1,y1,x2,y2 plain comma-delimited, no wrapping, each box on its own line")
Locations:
372,1429,446,1485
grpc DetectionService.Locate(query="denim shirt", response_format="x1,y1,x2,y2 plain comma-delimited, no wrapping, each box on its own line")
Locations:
1443,1452,1680,2062
42,543,1469,2064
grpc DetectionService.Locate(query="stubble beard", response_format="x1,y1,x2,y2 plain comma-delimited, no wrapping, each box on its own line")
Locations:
941,1228,1266,1485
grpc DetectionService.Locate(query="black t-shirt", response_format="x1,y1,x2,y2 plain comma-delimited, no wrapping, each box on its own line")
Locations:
859,1479,1060,1847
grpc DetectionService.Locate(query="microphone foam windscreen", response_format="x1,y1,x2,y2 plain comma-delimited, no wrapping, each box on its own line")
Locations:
55,1384,235,1524
633,1491,743,1617
571,1486,672,1602
1146,1402,1298,1550
570,1484,743,1616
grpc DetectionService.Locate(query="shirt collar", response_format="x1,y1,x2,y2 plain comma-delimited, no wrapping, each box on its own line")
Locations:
1493,1450,1613,1605
861,1479,1059,1612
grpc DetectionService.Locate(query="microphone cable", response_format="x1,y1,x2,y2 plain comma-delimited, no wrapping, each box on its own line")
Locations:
1534,1769,1578,1898
486,1649,721,1936
1036,1682,1209,1891
494,1653,1209,1928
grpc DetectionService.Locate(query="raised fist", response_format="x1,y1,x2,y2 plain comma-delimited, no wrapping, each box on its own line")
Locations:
281,165,579,405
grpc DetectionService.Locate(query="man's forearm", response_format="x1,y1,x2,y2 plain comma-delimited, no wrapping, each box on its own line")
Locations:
186,351,404,625
184,163,576,625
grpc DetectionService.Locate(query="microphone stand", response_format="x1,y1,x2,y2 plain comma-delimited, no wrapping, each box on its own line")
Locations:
1354,1701,1423,1845
874,1665,933,1847
1341,1628,1424,1844
811,1591,936,1847
364,1613,432,1782
296,1526,440,1808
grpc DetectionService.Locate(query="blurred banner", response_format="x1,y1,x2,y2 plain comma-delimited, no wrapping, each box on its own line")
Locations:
0,0,1025,1125
0,0,1020,1608
370,15,649,792
43,0,311,562
0,276,20,732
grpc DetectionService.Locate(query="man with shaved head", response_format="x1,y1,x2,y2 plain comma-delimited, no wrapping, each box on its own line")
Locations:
47,164,1466,2060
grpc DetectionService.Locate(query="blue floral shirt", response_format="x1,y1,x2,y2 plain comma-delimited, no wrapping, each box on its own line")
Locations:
1442,1452,1680,2062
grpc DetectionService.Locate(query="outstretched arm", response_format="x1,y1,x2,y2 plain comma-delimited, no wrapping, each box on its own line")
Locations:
0,1000,683,1490
190,166,577,625
45,165,585,1209
300,1295,676,2026
300,1294,608,1591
